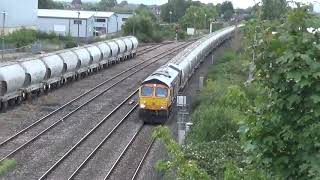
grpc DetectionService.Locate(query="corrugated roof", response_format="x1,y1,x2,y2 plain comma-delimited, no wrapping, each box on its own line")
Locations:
38,9,114,19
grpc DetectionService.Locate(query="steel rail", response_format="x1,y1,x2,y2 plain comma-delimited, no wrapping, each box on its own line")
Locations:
136,42,171,55
131,138,155,180
38,95,139,180
0,41,192,163
103,124,144,180
67,105,139,180
0,41,182,148
65,42,193,179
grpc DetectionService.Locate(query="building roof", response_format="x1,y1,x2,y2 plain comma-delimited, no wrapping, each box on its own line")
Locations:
38,9,114,19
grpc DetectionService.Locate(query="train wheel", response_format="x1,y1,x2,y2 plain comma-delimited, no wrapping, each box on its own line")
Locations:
16,96,22,105
26,93,33,101
36,89,42,97
8,99,15,106
1,101,8,112
56,81,61,88
166,110,170,118
40,88,44,95
139,109,144,118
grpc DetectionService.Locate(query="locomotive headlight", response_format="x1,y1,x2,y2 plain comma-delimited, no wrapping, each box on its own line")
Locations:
140,104,146,108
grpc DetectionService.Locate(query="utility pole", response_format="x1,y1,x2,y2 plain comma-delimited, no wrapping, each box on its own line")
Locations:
77,11,80,46
204,13,207,29
133,12,136,36
1,11,6,60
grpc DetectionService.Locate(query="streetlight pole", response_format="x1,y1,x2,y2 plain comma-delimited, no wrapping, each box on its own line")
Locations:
133,12,136,36
77,11,80,46
193,12,197,30
1,11,6,60
169,11,172,24
204,13,207,29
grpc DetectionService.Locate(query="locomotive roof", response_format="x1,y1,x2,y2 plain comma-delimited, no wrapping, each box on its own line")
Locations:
142,65,179,88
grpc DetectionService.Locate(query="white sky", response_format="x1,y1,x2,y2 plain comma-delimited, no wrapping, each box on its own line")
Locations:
55,0,320,10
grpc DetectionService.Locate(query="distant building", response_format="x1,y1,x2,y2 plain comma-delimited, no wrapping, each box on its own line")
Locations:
0,0,38,34
37,9,132,38
116,12,133,30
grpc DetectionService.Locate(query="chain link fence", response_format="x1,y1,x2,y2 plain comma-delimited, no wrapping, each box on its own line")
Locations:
0,42,42,62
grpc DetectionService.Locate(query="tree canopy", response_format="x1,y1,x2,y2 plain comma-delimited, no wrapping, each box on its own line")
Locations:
241,5,320,178
160,0,201,23
38,0,64,9
179,5,218,30
98,0,118,10
216,1,234,20
261,0,287,20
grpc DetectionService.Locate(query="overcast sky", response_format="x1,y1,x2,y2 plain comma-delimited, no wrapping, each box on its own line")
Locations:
54,0,320,10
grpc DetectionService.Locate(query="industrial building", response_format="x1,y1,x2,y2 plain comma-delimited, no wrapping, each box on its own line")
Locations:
37,9,132,38
0,0,38,34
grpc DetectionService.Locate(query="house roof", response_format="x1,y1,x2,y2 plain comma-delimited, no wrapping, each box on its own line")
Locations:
38,9,114,19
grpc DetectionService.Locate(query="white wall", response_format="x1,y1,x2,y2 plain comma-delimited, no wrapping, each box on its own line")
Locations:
116,13,132,31
0,0,38,31
37,17,94,38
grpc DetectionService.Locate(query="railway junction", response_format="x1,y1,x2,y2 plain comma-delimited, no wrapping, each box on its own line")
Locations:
0,27,239,179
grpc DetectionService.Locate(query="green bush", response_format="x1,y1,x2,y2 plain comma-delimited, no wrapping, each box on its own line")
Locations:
185,43,253,178
6,28,37,47
65,40,78,48
0,159,16,177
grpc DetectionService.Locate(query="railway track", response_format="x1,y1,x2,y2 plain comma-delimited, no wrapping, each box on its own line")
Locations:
0,41,193,179
103,124,154,180
137,42,173,55
34,43,192,179
0,41,187,155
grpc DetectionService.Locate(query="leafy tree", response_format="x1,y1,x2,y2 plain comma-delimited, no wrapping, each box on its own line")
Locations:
241,6,320,179
38,0,64,9
160,0,193,23
98,0,118,10
135,5,156,21
122,15,154,42
81,3,98,11
217,1,234,20
179,5,218,30
153,126,210,179
118,0,128,7
261,0,287,20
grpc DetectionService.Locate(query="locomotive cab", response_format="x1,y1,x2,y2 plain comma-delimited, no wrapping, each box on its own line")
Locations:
139,83,171,117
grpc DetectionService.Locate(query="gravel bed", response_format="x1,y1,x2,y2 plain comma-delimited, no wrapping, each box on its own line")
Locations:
135,39,235,180
73,111,142,180
46,98,139,179
107,125,154,180
0,42,186,179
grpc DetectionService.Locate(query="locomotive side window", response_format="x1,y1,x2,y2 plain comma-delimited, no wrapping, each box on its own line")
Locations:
141,86,153,96
156,87,168,97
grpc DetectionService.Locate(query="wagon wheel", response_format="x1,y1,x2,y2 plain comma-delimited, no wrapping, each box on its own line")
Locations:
26,93,33,101
1,101,8,112
16,96,23,105
8,99,16,106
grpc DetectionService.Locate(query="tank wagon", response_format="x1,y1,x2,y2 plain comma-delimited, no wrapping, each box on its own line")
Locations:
138,26,237,123
0,36,138,112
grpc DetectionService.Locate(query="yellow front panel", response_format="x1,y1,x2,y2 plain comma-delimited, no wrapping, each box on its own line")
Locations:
139,97,169,111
